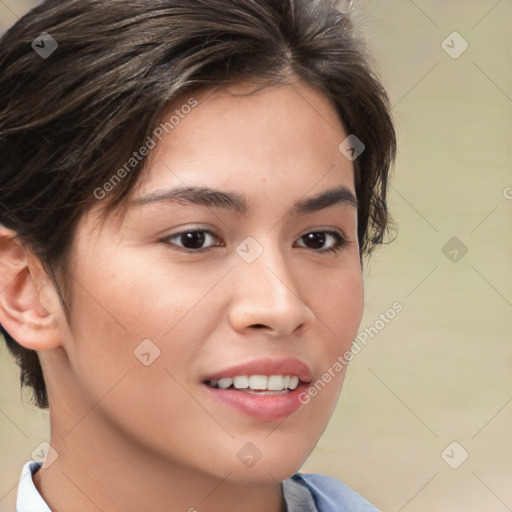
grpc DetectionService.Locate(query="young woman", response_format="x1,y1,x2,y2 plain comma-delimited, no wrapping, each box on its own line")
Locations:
0,1,395,510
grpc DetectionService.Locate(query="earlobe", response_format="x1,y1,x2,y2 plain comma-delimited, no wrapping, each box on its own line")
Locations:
0,226,63,351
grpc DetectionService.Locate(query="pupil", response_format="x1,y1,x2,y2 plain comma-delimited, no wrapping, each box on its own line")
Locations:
182,231,205,249
304,232,325,249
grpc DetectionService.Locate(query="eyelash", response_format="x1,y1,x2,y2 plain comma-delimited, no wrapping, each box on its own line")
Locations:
161,228,348,255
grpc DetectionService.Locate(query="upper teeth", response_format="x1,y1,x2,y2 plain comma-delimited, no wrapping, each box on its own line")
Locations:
209,375,300,391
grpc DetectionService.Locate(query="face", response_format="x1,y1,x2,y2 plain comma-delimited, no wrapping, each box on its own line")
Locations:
54,79,364,483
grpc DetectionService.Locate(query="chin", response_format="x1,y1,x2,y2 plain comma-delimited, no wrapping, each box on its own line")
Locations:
217,437,315,485
224,461,304,486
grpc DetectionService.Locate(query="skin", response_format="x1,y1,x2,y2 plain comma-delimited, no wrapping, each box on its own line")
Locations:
0,79,364,512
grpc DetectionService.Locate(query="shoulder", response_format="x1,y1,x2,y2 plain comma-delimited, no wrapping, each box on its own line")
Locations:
289,472,381,512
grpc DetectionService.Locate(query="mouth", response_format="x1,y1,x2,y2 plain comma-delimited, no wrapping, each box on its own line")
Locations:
204,374,306,395
201,358,312,421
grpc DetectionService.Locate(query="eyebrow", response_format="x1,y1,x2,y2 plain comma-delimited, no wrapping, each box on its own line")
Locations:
131,184,358,215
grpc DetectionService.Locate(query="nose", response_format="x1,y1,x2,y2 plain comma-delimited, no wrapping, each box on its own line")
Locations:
227,241,314,337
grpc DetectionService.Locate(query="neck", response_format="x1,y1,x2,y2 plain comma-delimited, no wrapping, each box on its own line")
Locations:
33,413,286,512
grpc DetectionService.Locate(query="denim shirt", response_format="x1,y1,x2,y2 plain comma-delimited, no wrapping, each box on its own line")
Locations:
17,461,380,512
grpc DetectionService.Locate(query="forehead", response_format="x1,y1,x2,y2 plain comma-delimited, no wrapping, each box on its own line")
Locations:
90,79,353,231
136,80,350,188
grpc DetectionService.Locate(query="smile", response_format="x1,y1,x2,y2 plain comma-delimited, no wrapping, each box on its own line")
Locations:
202,358,312,420
205,375,301,394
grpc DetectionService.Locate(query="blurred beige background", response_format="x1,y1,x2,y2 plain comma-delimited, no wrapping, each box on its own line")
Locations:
1,1,511,511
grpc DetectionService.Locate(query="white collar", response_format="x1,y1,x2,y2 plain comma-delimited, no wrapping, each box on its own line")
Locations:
16,461,51,512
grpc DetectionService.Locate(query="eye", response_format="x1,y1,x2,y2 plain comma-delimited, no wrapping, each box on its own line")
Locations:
295,230,348,254
162,229,223,252
161,228,348,254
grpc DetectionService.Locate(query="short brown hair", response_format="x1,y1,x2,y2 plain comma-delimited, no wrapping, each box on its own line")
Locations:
0,0,396,409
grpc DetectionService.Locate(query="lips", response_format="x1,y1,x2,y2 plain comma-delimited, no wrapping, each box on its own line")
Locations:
201,358,312,421
202,357,312,383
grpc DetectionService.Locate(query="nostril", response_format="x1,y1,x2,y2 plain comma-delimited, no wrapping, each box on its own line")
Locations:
251,324,267,329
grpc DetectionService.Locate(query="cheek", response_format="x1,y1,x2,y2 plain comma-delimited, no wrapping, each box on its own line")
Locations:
72,248,220,337
61,255,229,463
306,262,363,396
286,260,363,425
307,260,364,352
63,247,239,422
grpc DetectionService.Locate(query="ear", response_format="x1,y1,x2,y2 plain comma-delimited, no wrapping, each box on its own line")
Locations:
0,225,64,350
